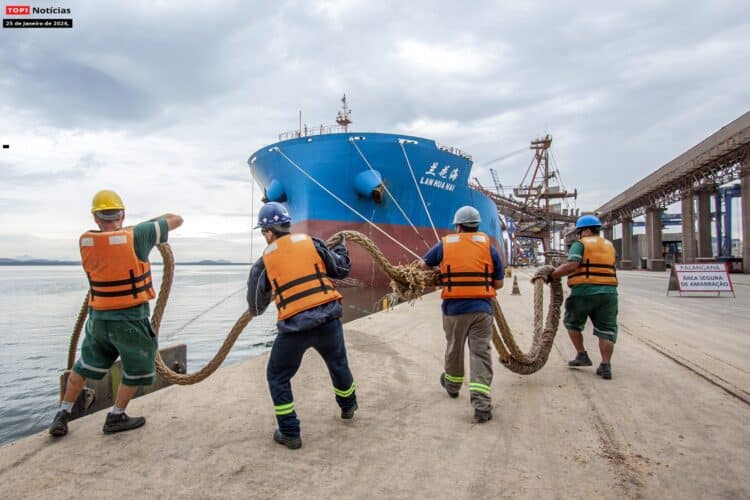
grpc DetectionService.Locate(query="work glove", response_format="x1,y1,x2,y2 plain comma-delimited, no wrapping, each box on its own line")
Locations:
328,234,346,250
531,265,557,284
333,234,347,253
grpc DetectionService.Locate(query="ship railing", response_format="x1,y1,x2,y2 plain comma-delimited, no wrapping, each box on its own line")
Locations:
278,124,350,141
436,142,472,160
278,127,473,161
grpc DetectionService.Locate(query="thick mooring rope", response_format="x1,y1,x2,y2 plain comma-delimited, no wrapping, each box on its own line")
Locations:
67,245,253,385
329,232,564,375
67,232,563,384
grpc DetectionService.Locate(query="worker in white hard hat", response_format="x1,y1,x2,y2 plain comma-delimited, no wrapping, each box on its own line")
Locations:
420,205,504,423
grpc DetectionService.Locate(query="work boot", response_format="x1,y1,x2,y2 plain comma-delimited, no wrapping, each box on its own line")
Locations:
49,410,71,437
568,351,593,367
102,412,146,434
440,373,459,399
341,402,358,420
596,363,613,380
273,429,302,450
473,407,493,424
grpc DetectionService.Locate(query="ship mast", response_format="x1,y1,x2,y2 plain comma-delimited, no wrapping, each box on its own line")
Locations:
336,94,352,132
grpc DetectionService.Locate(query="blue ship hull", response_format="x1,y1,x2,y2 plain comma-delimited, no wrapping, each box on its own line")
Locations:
248,132,504,286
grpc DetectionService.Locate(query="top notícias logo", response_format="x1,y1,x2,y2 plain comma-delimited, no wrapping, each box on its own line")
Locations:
5,5,30,15
5,5,72,15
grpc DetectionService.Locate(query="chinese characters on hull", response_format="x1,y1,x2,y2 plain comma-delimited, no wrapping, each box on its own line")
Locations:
420,162,460,192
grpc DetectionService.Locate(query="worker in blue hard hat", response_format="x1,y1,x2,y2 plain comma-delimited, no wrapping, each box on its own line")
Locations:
420,205,504,423
547,214,619,379
246,201,357,450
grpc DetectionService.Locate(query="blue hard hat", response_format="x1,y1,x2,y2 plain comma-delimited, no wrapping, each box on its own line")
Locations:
255,202,291,229
575,214,602,230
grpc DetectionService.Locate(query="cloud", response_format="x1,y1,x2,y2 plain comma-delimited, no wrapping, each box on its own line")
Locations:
1,0,749,260
395,37,507,77
310,0,367,24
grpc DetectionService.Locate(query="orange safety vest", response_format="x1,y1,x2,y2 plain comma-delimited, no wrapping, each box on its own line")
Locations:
80,228,155,311
262,233,343,320
567,236,618,287
439,232,495,299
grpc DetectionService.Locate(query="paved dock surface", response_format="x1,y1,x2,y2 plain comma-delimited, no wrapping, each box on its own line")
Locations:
1,269,748,499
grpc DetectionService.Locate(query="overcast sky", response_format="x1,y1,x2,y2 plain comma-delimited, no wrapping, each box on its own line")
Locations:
1,0,748,261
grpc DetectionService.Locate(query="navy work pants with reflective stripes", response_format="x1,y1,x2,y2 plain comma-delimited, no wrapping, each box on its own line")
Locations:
267,318,357,437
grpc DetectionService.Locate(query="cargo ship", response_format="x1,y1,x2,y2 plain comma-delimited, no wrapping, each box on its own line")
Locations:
247,97,505,286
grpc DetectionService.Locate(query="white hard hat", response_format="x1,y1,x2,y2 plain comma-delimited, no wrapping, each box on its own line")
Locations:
452,205,481,226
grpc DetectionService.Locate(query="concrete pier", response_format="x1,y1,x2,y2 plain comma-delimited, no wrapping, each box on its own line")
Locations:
681,190,696,263
646,207,665,271
620,218,633,269
696,189,713,261
1,271,749,499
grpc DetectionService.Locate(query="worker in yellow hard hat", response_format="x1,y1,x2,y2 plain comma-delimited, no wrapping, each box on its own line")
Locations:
90,189,125,214
49,190,183,437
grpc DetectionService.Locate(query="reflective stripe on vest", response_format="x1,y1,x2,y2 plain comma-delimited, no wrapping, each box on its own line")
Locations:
439,232,495,299
567,236,618,287
262,233,343,321
80,228,155,311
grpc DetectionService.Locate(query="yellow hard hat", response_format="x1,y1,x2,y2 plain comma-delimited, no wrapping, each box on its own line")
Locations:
91,190,125,213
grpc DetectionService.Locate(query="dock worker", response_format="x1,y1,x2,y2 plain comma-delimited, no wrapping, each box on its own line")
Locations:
420,205,504,423
49,190,183,437
246,201,357,450
548,214,619,379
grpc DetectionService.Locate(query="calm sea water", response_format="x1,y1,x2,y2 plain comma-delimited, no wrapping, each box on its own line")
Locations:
0,265,389,445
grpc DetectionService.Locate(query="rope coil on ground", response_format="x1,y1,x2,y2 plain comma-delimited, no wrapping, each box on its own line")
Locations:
491,274,564,374
67,231,564,385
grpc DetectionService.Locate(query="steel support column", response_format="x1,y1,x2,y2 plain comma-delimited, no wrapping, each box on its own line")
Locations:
715,191,724,257
681,190,696,263
646,207,665,271
722,188,732,256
